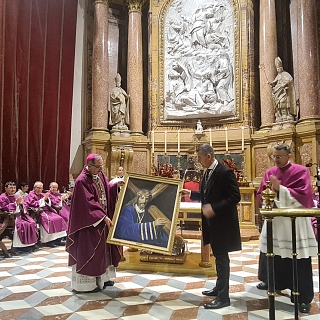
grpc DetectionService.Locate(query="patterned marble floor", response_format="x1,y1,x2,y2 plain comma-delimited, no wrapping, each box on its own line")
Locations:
0,239,319,320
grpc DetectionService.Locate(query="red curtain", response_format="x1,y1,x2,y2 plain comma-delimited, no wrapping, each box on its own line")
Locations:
0,0,78,191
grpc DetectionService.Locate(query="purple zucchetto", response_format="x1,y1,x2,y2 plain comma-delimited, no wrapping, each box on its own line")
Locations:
86,154,99,163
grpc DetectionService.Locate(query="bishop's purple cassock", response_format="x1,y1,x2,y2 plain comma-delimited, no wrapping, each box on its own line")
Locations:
66,166,121,292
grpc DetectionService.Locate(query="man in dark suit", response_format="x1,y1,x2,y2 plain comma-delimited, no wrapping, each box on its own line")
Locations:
180,144,241,309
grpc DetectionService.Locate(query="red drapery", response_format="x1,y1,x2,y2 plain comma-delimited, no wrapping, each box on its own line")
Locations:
0,0,77,191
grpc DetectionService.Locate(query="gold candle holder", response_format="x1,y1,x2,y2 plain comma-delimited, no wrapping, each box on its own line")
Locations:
261,181,276,210
151,152,158,176
177,153,181,171
152,152,155,167
239,150,249,187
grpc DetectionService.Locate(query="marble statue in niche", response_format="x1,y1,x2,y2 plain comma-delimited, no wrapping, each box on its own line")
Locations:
164,0,235,120
269,57,297,123
109,73,130,130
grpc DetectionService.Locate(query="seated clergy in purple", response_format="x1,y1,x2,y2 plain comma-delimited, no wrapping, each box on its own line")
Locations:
48,182,70,225
0,181,38,251
24,181,68,245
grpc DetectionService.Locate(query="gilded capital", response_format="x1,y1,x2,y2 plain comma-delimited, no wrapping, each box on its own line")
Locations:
126,0,146,13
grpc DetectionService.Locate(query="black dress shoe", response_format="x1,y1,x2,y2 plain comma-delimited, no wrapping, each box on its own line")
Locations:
256,282,268,290
45,241,58,248
103,280,114,289
204,298,230,309
73,287,101,294
299,303,310,314
202,287,218,296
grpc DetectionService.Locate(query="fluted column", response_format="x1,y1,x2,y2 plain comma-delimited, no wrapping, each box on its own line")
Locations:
259,0,278,128
296,0,320,119
91,0,109,130
127,0,145,135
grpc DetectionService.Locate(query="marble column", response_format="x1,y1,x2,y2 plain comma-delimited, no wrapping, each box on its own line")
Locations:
127,0,145,135
259,0,278,128
289,0,300,104
296,0,320,119
83,0,110,167
92,0,109,130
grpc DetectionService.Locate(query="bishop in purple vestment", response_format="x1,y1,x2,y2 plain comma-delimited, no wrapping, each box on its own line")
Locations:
0,182,38,251
66,154,122,293
24,182,67,244
256,143,316,313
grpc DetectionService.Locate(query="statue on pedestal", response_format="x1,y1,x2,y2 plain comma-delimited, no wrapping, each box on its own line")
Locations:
195,119,203,133
269,57,296,123
109,73,130,130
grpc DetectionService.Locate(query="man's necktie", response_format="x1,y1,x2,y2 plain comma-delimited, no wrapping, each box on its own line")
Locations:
203,169,212,193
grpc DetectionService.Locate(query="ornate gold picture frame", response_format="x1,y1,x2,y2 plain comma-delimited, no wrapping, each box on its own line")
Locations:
107,172,183,255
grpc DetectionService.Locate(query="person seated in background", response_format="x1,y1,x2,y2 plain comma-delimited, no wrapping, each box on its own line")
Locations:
58,188,72,225
48,182,71,235
48,182,70,212
0,182,38,254
24,181,68,247
15,182,29,198
48,182,63,210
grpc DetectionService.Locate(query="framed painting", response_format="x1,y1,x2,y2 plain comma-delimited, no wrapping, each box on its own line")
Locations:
107,172,184,255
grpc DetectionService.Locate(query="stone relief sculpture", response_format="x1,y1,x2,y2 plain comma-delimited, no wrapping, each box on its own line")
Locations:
269,57,297,123
109,73,130,131
164,0,235,120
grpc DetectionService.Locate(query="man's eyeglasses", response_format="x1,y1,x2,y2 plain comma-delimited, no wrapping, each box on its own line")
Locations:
89,163,105,169
271,155,287,160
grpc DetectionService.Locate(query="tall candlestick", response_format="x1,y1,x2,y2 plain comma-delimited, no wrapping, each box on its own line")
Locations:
209,128,212,146
177,130,180,153
164,131,167,154
241,126,244,151
151,130,155,154
225,127,228,152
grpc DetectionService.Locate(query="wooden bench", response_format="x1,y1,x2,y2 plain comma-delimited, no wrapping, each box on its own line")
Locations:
0,210,16,257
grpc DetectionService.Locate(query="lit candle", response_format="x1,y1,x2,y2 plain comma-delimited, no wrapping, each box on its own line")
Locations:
209,128,212,146
164,131,167,154
225,127,228,152
151,130,155,154
241,126,244,151
177,130,180,153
